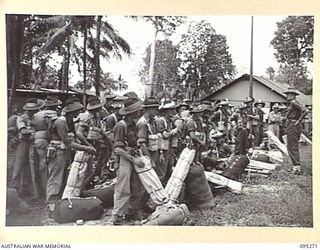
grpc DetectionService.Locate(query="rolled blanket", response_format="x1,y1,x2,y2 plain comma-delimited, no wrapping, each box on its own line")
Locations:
62,151,92,199
165,147,196,202
134,155,168,205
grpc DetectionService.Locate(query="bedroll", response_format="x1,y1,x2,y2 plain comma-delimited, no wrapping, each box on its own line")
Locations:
134,155,168,205
165,147,196,202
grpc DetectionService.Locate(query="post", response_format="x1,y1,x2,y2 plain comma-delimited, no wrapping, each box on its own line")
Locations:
249,16,254,98
83,18,87,105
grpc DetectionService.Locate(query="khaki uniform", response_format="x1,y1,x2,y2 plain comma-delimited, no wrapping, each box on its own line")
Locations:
46,116,72,203
78,111,106,178
113,120,143,217
156,116,173,183
286,100,306,167
10,113,34,196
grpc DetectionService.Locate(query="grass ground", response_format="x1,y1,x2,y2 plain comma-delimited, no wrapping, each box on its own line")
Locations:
6,143,313,227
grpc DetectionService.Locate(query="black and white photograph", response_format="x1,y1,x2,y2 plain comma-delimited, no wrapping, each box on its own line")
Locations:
5,14,314,229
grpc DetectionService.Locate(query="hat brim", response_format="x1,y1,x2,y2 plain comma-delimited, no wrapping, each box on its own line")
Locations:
45,100,62,107
119,102,143,115
87,103,103,110
62,103,84,113
190,108,205,113
142,104,159,108
239,105,248,110
284,91,299,95
254,102,265,107
23,99,45,111
104,94,117,100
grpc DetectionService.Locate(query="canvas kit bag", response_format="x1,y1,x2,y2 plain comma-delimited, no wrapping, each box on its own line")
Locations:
52,197,104,224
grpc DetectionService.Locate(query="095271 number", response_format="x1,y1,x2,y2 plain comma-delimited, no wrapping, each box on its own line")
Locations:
300,244,318,248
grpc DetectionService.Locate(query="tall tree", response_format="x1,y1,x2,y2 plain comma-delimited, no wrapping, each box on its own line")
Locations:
139,39,182,98
271,16,313,91
6,15,30,114
179,21,235,99
136,16,186,97
265,66,275,80
35,15,131,95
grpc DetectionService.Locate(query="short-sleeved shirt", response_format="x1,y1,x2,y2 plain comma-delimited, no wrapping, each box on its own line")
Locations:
185,118,204,146
286,100,306,120
105,113,119,132
268,111,281,124
137,116,157,143
33,110,57,131
51,116,73,147
78,110,105,143
156,116,172,134
113,120,138,148
16,113,33,140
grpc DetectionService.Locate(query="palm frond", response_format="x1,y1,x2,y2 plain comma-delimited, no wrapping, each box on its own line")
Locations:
36,22,72,56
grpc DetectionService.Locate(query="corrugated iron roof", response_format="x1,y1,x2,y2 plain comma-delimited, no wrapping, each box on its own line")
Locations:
202,74,312,106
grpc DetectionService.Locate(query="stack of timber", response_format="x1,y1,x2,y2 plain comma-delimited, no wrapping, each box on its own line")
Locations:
204,171,243,194
246,160,278,176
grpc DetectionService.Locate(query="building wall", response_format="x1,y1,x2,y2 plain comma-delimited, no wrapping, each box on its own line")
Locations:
207,79,287,107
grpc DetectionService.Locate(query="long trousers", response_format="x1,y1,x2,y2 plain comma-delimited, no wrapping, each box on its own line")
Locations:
287,122,302,166
46,148,69,203
113,155,143,217
29,142,48,199
10,140,32,196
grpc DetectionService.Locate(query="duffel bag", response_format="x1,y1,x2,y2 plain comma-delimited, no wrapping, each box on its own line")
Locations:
185,162,215,209
222,154,249,180
81,186,114,208
52,197,104,224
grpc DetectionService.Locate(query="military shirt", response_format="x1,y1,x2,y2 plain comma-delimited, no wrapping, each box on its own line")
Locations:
286,100,306,120
113,120,138,148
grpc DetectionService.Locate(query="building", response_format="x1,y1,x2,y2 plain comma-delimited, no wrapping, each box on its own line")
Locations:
8,88,94,115
202,74,312,108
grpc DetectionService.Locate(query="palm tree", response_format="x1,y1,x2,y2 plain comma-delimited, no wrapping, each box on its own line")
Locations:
35,15,131,96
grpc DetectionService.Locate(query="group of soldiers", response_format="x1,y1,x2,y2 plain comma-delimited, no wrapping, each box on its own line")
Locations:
7,86,310,225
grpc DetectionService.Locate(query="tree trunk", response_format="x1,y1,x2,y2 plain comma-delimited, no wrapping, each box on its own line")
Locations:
7,15,24,116
94,15,102,97
146,18,159,98
82,18,88,105
62,36,71,92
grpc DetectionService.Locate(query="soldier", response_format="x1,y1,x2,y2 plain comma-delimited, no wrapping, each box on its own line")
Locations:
10,98,45,198
103,102,123,179
102,93,117,115
185,105,206,162
156,100,178,183
30,96,62,200
268,103,281,138
137,97,160,167
234,103,250,155
46,98,95,209
112,98,145,225
77,96,108,183
244,97,259,148
254,99,265,146
283,87,308,175
278,104,288,143
211,100,230,137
